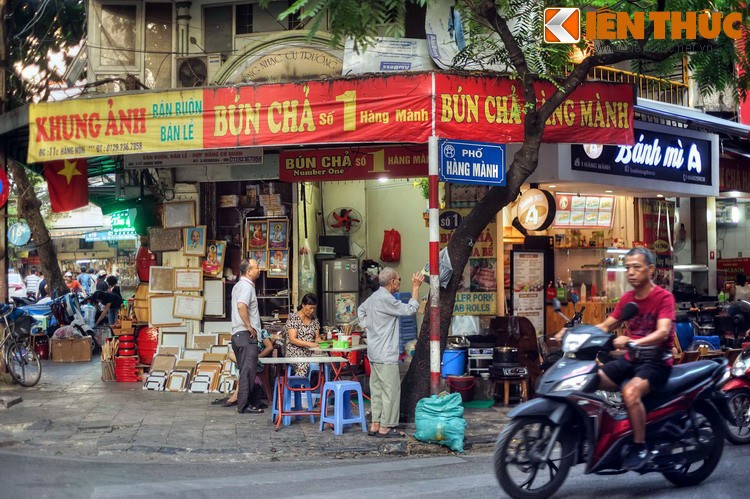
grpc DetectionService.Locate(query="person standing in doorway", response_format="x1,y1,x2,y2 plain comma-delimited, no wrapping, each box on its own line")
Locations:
357,267,424,438
735,272,750,302
231,259,264,414
96,270,108,292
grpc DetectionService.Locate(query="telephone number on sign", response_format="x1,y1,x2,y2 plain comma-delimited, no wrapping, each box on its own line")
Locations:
95,142,144,153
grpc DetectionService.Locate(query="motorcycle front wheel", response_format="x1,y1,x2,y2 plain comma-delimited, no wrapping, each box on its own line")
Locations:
493,417,575,499
725,389,750,445
662,404,725,487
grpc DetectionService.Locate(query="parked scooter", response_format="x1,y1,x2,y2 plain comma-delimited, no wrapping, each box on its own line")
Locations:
722,348,750,444
493,300,734,499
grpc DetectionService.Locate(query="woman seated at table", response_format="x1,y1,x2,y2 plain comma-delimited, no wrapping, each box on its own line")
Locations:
284,293,323,377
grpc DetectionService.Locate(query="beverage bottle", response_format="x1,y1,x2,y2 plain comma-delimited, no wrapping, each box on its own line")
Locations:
591,283,597,298
557,280,567,304
580,282,587,302
546,282,556,303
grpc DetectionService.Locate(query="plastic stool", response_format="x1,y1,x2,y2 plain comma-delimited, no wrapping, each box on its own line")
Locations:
319,380,367,435
270,367,315,426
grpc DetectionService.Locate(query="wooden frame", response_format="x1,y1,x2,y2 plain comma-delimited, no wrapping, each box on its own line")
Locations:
247,220,268,250
203,240,226,277
163,201,196,228
267,219,288,249
193,333,218,350
251,250,268,270
149,295,182,326
148,227,182,252
149,267,175,294
183,226,207,257
160,331,187,349
203,279,225,317
173,294,205,320
174,268,203,291
268,249,289,278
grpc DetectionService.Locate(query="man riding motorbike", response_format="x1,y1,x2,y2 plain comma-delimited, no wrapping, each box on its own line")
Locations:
557,246,676,471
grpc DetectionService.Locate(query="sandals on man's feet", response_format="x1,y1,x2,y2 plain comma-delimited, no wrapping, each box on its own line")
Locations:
212,397,229,405
376,428,406,438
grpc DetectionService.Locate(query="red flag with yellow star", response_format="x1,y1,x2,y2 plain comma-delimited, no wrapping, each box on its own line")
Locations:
43,159,88,213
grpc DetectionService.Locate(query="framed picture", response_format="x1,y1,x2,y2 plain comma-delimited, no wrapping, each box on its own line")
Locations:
267,219,288,249
174,268,203,291
247,220,268,250
148,227,183,252
149,295,182,326
160,331,187,348
203,279,225,317
173,295,205,320
203,241,225,277
252,250,268,270
163,201,196,228
183,226,207,256
149,267,175,293
268,249,289,278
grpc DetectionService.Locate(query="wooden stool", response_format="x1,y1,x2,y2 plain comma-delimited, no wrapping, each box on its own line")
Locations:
492,377,528,406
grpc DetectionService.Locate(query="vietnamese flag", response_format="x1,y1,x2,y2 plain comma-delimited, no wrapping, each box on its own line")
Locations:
43,159,88,213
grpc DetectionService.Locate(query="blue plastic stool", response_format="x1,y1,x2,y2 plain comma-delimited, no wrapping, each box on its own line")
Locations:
319,380,367,435
270,366,315,426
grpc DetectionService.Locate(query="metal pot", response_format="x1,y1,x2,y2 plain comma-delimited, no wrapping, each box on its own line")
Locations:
493,347,519,366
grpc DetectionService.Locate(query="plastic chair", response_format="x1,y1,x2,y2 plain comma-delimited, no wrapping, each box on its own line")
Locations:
270,365,315,426
319,380,367,435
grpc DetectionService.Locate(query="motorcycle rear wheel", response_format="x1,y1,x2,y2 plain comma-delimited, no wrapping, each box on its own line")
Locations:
662,404,725,487
725,389,750,445
493,417,575,499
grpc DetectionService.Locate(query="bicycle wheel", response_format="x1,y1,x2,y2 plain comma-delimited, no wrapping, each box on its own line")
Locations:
6,338,42,387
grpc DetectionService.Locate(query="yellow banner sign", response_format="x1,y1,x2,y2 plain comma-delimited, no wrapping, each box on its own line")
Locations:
28,89,203,162
453,292,497,315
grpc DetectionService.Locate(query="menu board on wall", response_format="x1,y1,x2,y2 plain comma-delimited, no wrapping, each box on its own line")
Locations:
439,209,497,315
511,251,545,336
553,194,615,229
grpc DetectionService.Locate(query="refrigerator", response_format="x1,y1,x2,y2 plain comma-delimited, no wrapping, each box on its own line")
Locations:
321,257,360,325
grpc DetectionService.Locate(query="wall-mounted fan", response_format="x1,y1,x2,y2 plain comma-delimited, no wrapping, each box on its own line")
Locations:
326,208,362,234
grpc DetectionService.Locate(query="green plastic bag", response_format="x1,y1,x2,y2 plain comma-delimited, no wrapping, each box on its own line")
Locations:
413,392,467,452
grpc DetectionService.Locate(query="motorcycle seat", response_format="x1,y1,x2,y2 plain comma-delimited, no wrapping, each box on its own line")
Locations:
642,361,720,411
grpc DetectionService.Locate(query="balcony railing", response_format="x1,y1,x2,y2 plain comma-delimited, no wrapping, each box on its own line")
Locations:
581,65,690,107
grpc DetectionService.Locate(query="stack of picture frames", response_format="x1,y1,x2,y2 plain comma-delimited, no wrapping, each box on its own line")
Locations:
245,217,289,278
147,201,227,332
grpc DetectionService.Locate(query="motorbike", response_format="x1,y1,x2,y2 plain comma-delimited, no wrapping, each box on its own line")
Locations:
722,348,750,444
493,300,734,499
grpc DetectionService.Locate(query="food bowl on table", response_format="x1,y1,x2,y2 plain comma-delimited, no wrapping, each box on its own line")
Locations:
317,341,331,350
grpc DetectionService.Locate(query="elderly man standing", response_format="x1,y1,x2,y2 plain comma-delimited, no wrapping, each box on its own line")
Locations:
358,267,424,438
231,258,264,414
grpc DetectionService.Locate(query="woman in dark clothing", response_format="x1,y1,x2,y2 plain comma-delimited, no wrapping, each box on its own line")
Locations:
106,275,122,298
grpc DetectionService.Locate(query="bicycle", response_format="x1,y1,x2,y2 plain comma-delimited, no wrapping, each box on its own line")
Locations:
0,304,42,387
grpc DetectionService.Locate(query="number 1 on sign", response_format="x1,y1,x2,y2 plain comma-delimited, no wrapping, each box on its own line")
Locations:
335,90,357,131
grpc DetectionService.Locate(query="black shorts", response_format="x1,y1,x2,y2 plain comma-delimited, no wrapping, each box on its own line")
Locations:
601,356,672,389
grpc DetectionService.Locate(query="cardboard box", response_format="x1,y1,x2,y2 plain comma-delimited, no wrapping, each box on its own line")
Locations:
120,319,133,330
113,326,134,337
50,337,93,363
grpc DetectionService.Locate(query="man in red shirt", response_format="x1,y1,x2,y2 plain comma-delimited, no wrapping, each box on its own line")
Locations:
595,247,676,471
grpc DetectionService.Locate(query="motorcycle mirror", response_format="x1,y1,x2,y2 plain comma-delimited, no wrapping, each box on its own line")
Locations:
619,302,639,321
552,298,562,312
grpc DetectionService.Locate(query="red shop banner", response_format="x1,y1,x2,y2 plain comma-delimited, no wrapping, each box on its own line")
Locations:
204,74,433,149
435,75,635,145
279,145,428,182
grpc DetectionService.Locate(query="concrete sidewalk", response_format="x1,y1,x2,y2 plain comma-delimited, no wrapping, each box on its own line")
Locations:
0,360,510,463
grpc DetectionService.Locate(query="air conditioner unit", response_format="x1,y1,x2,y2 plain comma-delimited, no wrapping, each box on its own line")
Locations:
175,54,223,87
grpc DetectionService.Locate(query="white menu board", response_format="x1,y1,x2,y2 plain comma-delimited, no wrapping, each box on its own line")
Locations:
512,251,545,336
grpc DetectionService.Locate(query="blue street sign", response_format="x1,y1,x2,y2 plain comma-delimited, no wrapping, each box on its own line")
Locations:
439,139,506,186
7,222,31,246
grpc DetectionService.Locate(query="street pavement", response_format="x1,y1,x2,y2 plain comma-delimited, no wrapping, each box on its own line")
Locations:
0,359,509,463
0,446,747,498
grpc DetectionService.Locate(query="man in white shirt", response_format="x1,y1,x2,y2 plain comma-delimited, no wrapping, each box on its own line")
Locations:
24,268,41,298
231,258,263,414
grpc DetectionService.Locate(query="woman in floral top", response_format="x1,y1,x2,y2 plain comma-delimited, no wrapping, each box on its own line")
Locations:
284,293,322,376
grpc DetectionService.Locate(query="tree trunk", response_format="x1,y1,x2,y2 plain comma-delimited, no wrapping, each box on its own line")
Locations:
9,161,66,296
400,132,544,420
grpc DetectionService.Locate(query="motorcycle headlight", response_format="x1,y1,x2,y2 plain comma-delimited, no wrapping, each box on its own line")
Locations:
553,373,597,392
732,358,747,377
563,333,591,353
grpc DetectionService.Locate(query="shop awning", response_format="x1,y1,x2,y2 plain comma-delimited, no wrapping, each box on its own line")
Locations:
635,98,750,138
